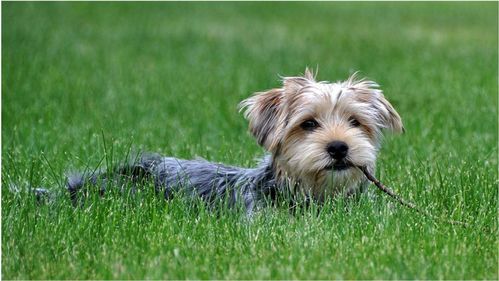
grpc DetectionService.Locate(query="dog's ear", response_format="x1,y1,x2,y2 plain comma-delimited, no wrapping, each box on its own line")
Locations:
376,93,404,133
239,88,286,151
240,70,316,151
345,74,404,134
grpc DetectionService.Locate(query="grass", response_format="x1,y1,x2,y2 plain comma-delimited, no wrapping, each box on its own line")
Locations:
2,2,498,279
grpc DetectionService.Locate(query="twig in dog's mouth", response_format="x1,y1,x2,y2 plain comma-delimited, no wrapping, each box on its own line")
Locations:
355,165,469,228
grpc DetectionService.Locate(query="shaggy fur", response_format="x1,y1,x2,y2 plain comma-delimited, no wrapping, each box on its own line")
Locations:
67,68,403,213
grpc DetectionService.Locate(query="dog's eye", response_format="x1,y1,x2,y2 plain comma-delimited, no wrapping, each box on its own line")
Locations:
300,119,319,131
349,117,361,127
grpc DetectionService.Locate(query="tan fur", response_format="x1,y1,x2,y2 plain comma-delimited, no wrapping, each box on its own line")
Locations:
239,69,403,201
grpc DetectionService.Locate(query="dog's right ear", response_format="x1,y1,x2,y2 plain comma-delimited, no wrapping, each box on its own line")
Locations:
239,88,285,152
240,70,314,151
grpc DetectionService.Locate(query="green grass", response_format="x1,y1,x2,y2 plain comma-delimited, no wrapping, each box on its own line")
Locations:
2,2,498,279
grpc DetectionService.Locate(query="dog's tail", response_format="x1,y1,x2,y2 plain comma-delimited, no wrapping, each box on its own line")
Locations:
6,152,163,206
6,183,58,205
65,152,163,206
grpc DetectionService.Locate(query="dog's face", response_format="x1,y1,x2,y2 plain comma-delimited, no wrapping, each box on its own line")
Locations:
240,69,403,199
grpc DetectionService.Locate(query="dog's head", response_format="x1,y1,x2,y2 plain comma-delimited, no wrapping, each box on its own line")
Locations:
240,68,403,199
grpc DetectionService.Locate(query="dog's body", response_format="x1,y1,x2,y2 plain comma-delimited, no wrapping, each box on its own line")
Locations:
67,69,403,213
68,154,276,213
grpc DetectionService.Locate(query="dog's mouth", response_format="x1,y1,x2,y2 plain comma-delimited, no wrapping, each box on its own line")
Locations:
325,160,352,171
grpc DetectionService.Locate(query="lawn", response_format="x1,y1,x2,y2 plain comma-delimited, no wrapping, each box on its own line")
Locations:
2,2,498,279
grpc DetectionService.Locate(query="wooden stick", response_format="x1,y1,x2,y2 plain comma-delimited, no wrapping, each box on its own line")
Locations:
357,166,469,228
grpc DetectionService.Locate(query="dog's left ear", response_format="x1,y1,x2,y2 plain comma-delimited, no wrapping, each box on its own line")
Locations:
376,93,404,134
345,75,404,133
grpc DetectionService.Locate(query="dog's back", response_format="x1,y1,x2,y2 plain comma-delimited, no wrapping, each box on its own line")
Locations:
67,153,277,213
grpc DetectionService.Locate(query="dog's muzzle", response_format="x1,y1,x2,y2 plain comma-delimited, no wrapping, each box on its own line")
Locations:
325,159,352,171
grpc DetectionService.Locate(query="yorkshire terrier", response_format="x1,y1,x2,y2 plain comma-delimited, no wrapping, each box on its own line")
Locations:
67,68,403,213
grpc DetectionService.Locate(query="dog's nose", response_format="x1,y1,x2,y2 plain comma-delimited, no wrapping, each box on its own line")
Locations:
326,141,349,160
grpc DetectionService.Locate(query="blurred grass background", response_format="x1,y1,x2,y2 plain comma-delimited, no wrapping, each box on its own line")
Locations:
2,2,498,279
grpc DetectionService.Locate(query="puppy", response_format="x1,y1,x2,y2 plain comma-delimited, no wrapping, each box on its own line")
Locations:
67,68,403,214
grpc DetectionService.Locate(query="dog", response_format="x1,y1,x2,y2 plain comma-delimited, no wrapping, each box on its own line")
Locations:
67,68,403,214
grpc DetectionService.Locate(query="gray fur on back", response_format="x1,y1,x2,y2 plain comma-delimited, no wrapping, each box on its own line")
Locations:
66,153,278,214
